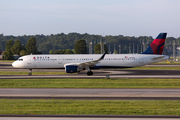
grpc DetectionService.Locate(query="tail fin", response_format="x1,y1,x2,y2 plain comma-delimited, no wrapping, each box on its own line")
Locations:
142,33,167,55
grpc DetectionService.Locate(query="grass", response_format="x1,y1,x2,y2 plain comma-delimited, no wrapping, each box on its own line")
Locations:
129,66,180,70
0,78,180,88
0,60,15,62
152,62,180,65
0,99,180,115
0,71,68,75
151,61,180,65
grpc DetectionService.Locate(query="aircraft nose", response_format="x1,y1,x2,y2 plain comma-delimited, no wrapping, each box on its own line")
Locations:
12,61,18,68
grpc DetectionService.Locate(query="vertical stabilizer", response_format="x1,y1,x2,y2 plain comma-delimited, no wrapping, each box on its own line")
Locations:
142,33,167,55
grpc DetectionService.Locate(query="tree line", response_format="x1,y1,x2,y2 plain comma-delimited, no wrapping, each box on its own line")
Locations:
0,33,153,54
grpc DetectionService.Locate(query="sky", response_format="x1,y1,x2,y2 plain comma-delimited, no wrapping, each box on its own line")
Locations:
0,0,180,38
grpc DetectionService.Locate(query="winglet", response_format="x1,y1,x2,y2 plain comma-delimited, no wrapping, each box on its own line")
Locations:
99,51,107,60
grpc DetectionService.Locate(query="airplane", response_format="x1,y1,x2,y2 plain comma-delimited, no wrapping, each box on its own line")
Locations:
12,33,169,76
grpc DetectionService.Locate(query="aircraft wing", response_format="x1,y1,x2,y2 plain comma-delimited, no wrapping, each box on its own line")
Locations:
64,52,107,68
78,51,107,68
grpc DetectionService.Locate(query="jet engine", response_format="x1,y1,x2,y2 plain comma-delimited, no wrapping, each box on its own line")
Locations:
65,65,84,73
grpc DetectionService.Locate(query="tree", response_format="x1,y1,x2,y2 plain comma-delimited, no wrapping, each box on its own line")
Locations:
25,37,37,54
3,39,14,60
11,40,22,55
94,43,108,54
39,43,53,54
49,49,74,54
5,39,13,50
63,49,74,54
20,50,27,56
94,44,101,54
104,44,108,53
114,49,118,54
3,49,13,60
49,50,54,54
74,39,87,54
49,49,62,54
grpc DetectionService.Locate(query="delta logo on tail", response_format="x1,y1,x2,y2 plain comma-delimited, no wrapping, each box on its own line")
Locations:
142,33,167,55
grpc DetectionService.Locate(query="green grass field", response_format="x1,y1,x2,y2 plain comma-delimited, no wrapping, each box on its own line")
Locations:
0,78,180,88
0,99,180,115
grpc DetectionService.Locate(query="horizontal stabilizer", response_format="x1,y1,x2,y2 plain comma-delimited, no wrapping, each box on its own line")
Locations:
151,56,166,60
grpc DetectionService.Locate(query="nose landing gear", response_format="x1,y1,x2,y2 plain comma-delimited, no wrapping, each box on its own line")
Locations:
28,69,32,76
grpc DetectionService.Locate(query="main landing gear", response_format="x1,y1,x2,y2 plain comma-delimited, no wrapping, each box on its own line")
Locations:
87,71,93,76
86,67,93,76
28,69,32,76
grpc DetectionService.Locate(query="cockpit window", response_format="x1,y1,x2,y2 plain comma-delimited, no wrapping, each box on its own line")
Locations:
19,59,23,61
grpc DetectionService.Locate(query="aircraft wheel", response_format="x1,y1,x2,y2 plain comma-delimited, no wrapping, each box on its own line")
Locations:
28,73,32,76
87,71,93,76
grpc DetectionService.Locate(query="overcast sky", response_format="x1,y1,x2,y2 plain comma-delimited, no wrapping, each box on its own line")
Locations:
0,0,179,38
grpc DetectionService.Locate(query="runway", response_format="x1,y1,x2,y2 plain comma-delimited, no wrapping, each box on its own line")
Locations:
1,62,180,79
0,88,180,100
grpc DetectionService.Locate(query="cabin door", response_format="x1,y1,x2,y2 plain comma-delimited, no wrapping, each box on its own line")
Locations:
139,56,144,63
27,58,31,64
58,57,63,64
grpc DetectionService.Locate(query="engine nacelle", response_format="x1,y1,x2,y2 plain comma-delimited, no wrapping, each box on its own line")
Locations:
65,65,84,73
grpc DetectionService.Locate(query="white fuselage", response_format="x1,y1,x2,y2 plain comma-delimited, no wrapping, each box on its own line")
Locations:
12,54,169,69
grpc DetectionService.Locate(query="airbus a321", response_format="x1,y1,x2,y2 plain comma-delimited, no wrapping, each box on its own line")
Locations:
12,33,169,76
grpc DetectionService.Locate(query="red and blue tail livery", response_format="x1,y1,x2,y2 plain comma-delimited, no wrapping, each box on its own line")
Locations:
142,33,167,55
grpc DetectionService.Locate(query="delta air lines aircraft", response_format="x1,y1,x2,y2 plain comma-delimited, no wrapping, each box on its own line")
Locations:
12,33,169,76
